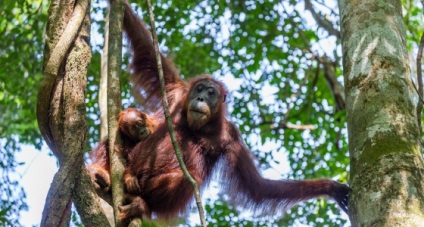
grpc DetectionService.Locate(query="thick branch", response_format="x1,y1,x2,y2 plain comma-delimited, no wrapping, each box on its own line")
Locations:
40,0,109,226
145,0,207,226
37,0,90,153
106,1,135,226
74,164,111,225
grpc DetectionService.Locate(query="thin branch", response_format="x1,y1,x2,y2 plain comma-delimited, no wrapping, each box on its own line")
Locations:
319,56,345,111
106,0,129,226
260,121,316,131
304,0,340,38
145,0,207,226
282,124,316,130
279,69,311,127
100,11,110,139
98,10,115,226
416,33,424,134
416,0,424,135
314,0,339,17
284,11,345,111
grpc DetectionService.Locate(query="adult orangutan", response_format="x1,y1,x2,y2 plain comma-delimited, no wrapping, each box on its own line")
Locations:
90,0,351,223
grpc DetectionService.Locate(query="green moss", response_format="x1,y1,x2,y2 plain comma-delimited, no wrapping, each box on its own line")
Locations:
356,134,420,169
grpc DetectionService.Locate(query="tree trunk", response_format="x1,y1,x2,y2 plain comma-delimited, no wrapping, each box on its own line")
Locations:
338,0,424,226
100,11,109,140
38,0,109,225
106,0,128,226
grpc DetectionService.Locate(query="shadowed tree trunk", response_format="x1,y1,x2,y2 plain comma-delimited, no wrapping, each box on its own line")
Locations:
98,10,116,227
338,0,424,226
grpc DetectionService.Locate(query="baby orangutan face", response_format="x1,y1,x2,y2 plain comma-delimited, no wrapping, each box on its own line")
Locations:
119,108,158,142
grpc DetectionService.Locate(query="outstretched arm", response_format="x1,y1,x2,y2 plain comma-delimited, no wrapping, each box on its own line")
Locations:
223,129,350,213
122,2,187,111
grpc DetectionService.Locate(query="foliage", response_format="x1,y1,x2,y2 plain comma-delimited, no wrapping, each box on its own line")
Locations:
1,0,423,226
0,0,47,225
123,0,350,225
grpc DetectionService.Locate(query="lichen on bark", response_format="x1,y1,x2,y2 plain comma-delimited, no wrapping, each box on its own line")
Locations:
339,0,424,226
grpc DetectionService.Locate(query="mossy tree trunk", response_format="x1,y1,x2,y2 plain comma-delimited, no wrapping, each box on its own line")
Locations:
338,0,424,226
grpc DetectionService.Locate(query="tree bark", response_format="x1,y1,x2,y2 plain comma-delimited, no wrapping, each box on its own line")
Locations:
98,9,116,227
338,0,424,226
38,0,109,226
100,11,109,140
106,0,127,226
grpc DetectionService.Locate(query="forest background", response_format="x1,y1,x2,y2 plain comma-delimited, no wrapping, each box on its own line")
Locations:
1,0,423,226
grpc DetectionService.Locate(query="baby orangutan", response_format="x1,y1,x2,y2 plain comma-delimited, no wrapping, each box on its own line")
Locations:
87,108,158,192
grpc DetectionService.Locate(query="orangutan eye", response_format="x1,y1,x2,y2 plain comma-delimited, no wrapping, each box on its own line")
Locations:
197,84,204,93
207,88,215,96
136,120,144,127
